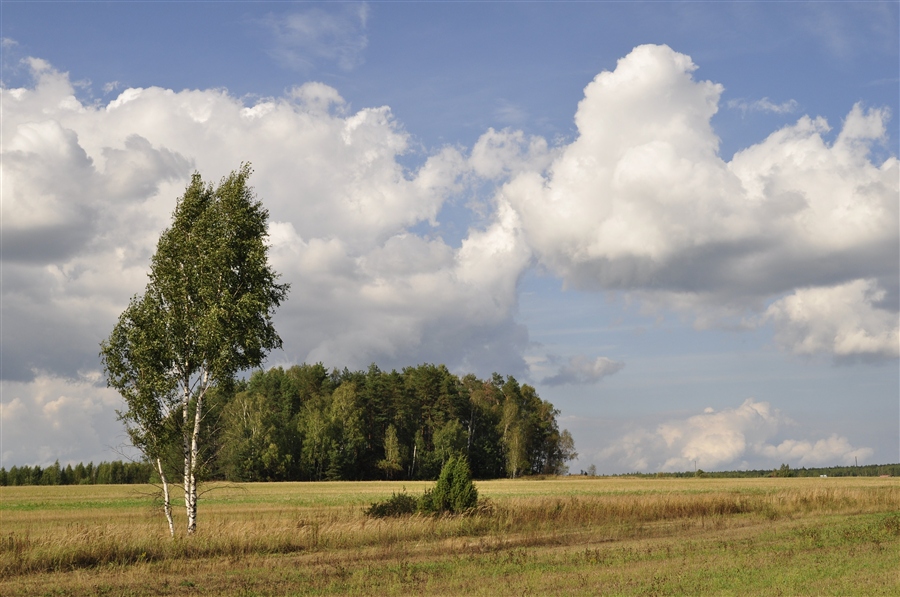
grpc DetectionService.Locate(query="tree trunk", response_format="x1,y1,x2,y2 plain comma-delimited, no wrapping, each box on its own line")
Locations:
467,405,475,456
187,387,203,534
182,386,192,534
156,457,175,538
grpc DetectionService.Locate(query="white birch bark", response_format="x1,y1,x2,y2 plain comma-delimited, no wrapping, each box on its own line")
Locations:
187,384,204,534
182,381,193,534
156,457,175,538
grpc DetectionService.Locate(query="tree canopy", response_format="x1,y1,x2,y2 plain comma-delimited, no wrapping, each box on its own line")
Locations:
101,164,289,535
211,363,577,482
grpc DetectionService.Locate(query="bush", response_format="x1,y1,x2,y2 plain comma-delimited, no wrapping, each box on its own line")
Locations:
424,457,478,514
365,490,419,518
366,458,479,518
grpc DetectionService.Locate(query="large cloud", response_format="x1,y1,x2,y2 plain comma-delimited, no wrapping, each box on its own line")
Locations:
1,44,896,467
0,57,537,466
598,398,873,472
501,44,898,361
0,57,533,396
0,373,131,466
766,279,899,361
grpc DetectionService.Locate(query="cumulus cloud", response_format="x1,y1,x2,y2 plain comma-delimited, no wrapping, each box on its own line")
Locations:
598,399,873,472
765,279,900,361
0,372,131,466
261,3,369,71
0,56,534,390
0,55,538,464
469,127,556,181
542,355,625,386
1,44,895,466
501,44,898,360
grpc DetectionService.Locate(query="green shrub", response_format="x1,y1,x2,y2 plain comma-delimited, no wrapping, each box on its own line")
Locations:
426,457,478,514
366,458,479,518
365,490,419,518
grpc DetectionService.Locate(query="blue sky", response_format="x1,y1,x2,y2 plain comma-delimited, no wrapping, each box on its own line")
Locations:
1,1,898,473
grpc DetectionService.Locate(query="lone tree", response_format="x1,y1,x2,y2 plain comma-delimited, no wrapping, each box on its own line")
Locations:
101,164,289,535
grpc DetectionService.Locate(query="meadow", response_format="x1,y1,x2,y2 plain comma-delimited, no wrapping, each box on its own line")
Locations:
1,476,898,595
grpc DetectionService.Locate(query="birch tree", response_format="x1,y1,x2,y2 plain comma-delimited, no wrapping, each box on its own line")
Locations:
377,424,403,479
101,164,289,535
101,293,179,536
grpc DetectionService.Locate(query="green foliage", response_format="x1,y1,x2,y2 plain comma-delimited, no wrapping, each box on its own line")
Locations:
101,164,289,444
773,463,794,477
376,424,403,479
209,362,578,483
100,164,288,533
0,461,153,486
364,490,419,518
218,390,293,482
422,457,478,514
366,457,478,518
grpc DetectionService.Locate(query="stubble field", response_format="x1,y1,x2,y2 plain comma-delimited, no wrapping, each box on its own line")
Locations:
1,476,898,596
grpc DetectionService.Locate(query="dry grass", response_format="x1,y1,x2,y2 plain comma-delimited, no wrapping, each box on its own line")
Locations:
1,477,898,595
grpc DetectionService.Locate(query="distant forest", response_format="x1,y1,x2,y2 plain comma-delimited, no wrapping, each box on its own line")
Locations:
594,463,900,479
2,362,896,487
2,363,577,485
3,460,897,487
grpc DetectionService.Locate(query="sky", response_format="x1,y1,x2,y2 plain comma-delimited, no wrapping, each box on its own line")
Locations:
1,1,898,474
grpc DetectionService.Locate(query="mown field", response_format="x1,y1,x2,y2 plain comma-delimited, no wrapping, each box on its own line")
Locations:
1,476,898,596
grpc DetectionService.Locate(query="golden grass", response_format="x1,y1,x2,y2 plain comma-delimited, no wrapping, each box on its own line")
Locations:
1,476,898,595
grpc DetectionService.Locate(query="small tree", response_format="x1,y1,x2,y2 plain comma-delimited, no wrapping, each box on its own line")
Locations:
422,456,478,514
377,424,403,479
101,164,289,535
773,463,793,478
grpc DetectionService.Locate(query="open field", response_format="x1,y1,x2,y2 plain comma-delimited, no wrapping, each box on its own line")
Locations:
2,477,898,595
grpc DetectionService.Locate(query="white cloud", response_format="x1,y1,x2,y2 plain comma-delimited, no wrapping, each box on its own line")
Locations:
542,355,625,386
469,127,556,181
0,55,537,465
1,44,895,467
500,44,898,360
0,373,132,467
758,435,873,467
598,398,873,472
765,279,900,361
261,3,369,71
727,97,799,115
0,56,531,389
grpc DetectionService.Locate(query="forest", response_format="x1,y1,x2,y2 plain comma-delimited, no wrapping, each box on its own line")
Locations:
212,363,577,482
1,363,577,486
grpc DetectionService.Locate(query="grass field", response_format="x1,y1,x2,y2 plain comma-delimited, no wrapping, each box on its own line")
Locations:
1,476,898,595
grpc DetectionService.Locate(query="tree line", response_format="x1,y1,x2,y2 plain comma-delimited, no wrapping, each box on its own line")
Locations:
214,362,576,482
0,460,152,486
586,462,900,479
0,363,577,487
